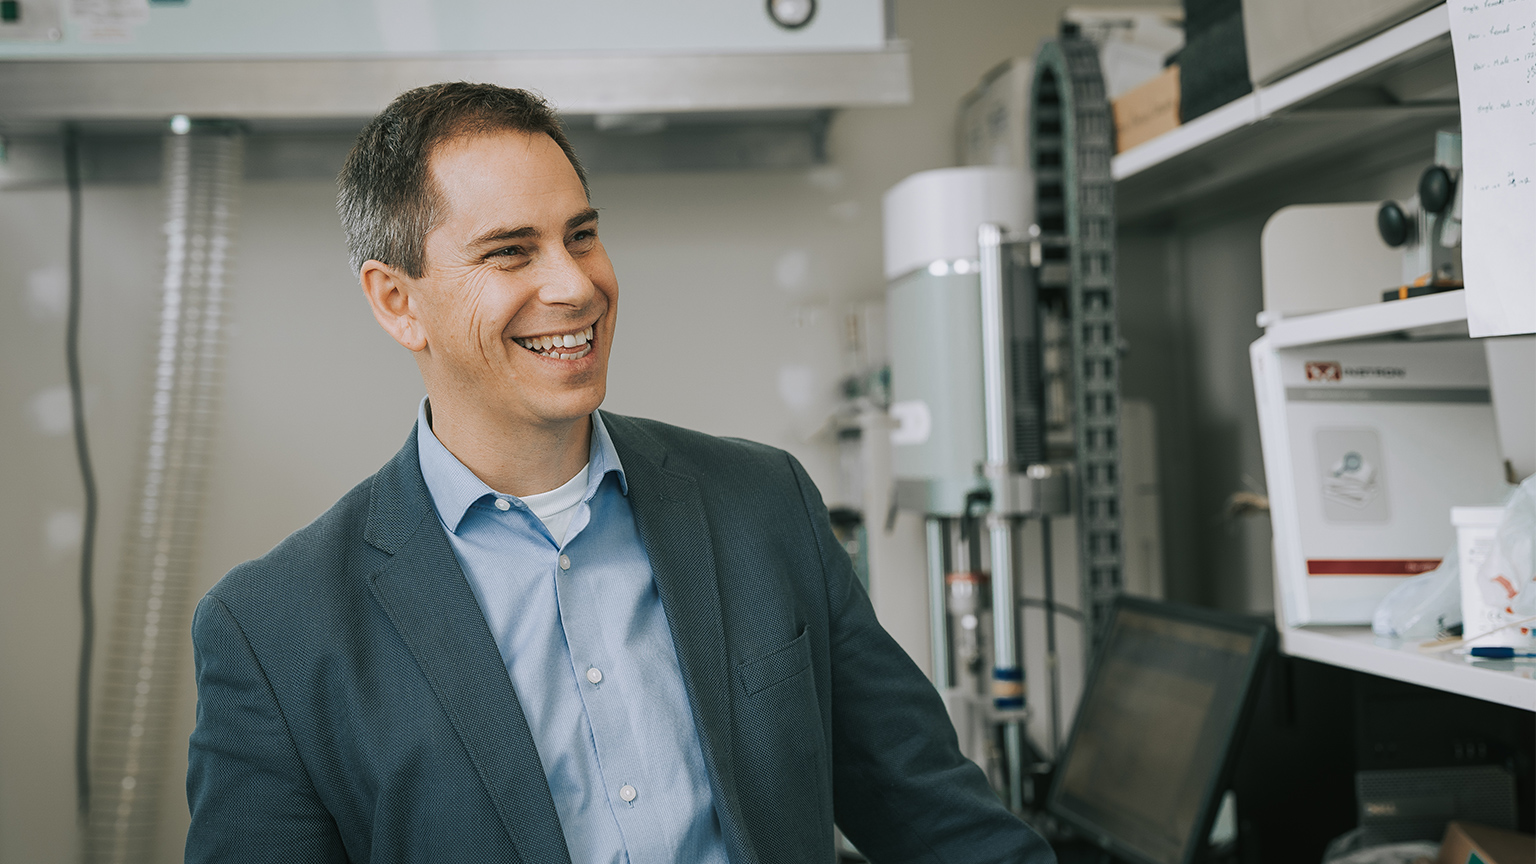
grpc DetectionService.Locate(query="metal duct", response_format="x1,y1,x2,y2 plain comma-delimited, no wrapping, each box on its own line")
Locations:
88,124,242,864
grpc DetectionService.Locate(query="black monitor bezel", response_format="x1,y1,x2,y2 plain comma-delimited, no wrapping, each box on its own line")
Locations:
1045,596,1274,864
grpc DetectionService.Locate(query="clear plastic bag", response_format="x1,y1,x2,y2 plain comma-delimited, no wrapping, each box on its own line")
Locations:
1372,547,1461,640
1476,475,1536,622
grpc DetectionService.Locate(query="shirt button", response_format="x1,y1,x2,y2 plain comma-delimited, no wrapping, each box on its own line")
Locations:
619,784,637,803
493,498,511,511
586,667,603,684
559,554,571,571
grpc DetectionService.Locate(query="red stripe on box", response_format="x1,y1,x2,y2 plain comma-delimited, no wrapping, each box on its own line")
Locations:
1306,559,1442,576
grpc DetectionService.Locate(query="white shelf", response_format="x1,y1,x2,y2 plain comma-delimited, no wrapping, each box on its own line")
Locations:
1110,93,1259,180
1263,289,1468,348
1283,626,1536,711
1111,4,1457,220
1256,4,1450,117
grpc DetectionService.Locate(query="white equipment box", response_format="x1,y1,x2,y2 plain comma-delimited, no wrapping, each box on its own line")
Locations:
1252,337,1510,625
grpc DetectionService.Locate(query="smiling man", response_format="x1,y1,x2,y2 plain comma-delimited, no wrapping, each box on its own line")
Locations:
185,83,1055,864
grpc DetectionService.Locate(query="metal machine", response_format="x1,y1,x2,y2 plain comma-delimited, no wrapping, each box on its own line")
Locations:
1377,129,1464,297
881,33,1125,810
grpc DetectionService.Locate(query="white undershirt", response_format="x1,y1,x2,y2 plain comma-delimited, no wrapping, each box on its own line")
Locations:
521,462,590,546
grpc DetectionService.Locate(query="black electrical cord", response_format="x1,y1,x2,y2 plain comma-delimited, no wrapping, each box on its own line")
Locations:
64,125,98,820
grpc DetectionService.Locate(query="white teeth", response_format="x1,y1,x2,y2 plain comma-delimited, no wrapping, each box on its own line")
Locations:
518,326,595,354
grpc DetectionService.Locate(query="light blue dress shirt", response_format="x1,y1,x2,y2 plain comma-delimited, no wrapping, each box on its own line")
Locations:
415,399,728,864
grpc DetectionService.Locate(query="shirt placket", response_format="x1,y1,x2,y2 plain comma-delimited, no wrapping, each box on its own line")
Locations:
553,495,667,863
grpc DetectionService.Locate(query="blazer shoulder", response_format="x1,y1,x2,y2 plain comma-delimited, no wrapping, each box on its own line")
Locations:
605,412,797,477
205,472,384,617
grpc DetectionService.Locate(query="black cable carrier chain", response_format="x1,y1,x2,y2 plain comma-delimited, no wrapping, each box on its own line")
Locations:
1031,35,1125,649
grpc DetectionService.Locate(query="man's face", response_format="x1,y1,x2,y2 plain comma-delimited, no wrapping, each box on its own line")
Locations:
410,130,616,430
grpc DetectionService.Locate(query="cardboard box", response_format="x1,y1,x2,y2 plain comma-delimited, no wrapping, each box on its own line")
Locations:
1112,64,1179,153
1439,821,1535,864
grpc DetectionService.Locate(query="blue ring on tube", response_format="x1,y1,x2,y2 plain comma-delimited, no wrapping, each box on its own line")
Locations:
992,667,1025,709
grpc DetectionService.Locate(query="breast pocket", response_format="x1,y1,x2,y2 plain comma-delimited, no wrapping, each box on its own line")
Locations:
732,625,830,856
736,626,812,697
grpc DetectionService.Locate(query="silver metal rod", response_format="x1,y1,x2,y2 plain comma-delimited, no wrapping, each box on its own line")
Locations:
988,513,1020,701
978,223,1013,469
1041,515,1061,756
978,223,1023,710
926,516,951,691
1004,720,1025,813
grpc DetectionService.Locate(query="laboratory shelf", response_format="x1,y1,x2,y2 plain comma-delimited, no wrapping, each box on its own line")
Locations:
1282,625,1536,711
1113,4,1457,222
1262,289,1468,348
1108,92,1259,181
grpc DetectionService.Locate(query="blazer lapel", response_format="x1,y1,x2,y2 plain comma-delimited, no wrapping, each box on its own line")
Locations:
605,415,759,864
363,428,572,864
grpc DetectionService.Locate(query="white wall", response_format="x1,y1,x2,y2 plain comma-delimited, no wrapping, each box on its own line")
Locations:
2,1,1138,859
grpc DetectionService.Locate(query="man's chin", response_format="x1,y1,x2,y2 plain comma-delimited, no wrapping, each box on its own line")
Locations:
521,386,607,430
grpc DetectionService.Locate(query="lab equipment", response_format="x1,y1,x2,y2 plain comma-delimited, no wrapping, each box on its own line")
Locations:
882,31,1128,811
1252,316,1509,626
1355,765,1519,843
1047,596,1272,864
1377,130,1464,297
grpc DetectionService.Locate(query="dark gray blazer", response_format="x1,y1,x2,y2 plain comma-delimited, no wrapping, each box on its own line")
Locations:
186,413,1054,863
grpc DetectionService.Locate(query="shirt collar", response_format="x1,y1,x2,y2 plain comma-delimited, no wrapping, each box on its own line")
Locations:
415,397,628,535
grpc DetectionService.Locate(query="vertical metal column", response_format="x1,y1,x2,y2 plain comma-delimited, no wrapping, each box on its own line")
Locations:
88,124,242,864
926,517,952,690
979,223,1026,812
978,223,1022,709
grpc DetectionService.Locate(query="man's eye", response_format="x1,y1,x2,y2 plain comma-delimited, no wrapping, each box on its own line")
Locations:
490,246,526,258
570,229,597,248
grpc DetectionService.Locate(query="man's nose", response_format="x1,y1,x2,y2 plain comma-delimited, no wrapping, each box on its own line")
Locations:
536,247,595,307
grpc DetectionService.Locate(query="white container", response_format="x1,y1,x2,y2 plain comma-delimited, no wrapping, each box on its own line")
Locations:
1453,506,1531,647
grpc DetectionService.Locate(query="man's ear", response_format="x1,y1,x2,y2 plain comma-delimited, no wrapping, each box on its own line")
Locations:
360,260,428,352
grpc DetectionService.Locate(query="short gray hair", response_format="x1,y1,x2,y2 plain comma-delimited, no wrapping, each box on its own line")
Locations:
337,82,588,278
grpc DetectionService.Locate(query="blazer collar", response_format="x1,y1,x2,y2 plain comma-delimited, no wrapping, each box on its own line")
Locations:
363,426,572,864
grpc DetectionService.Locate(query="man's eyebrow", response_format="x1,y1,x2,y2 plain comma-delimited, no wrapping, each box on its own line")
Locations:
468,208,599,250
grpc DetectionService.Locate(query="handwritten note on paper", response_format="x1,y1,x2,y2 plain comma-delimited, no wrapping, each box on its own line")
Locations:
1449,0,1536,337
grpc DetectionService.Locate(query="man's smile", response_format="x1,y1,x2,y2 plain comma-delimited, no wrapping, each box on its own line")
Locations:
514,324,595,360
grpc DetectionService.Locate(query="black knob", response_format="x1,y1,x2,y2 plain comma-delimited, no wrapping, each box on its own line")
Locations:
1378,201,1410,247
1419,165,1454,214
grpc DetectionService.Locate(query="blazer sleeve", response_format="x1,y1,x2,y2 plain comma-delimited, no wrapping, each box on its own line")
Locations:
185,593,346,864
785,454,1056,864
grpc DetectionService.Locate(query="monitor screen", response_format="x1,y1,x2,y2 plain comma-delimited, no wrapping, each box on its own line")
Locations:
1048,599,1270,864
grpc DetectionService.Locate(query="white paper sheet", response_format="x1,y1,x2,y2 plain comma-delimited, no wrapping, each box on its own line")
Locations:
1448,0,1536,337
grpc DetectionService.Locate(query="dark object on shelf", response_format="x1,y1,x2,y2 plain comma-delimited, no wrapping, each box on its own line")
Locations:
1379,200,1411,247
1420,164,1455,214
1382,283,1462,302
1357,765,1518,842
1354,674,1535,835
1178,0,1252,122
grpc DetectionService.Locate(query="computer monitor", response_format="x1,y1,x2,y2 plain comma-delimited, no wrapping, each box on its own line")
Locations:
1048,597,1273,864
